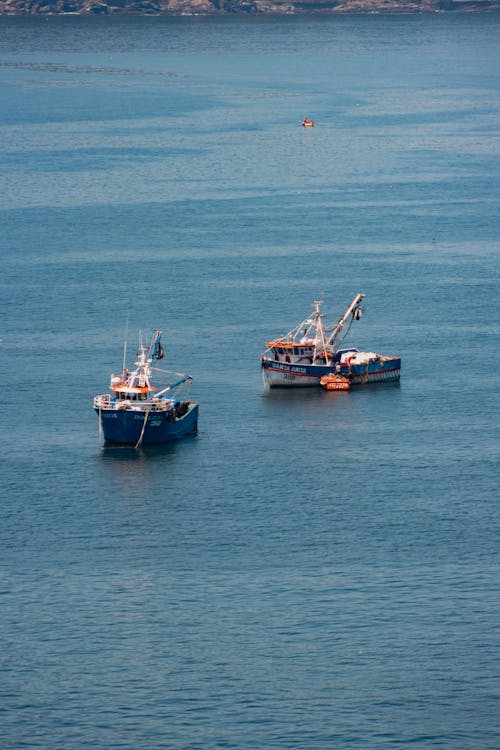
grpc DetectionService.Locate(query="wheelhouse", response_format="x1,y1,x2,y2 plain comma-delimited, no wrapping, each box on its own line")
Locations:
266,340,315,363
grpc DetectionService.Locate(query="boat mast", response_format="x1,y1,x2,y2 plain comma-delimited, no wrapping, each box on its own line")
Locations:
311,300,328,362
325,293,365,352
122,317,129,377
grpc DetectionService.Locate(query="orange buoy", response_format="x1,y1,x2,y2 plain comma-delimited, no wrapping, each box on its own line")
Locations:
320,374,351,391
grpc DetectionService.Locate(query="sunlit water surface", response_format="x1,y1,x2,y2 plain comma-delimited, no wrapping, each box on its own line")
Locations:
1,13,499,750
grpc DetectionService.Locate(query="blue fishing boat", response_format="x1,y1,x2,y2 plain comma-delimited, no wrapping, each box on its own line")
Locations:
261,294,401,388
94,329,198,446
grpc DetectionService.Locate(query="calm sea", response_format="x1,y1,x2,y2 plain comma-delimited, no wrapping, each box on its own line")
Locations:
1,12,499,749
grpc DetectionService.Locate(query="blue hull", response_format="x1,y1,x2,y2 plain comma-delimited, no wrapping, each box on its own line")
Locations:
262,357,401,387
96,402,198,445
339,359,401,384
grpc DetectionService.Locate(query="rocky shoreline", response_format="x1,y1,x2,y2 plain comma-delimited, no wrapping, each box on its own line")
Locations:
1,0,500,15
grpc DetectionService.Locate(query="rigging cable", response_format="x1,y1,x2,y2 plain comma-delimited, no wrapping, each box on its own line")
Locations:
135,408,151,449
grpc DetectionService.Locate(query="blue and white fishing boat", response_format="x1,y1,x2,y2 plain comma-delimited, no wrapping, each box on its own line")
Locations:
94,329,198,446
261,294,401,388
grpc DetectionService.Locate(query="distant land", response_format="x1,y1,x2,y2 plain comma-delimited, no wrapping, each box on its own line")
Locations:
2,0,500,15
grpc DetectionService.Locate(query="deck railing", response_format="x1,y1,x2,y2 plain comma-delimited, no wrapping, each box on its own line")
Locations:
93,395,175,411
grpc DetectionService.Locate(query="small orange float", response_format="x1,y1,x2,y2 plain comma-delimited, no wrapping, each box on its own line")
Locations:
320,374,351,391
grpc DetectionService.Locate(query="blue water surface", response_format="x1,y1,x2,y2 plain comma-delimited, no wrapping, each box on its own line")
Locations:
1,12,499,750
